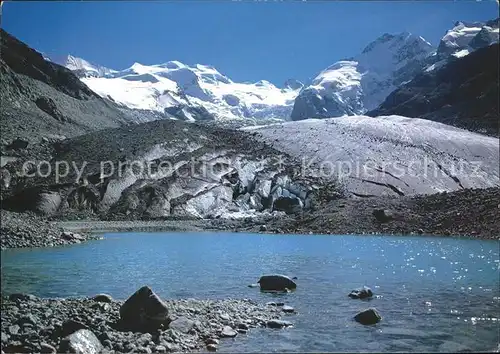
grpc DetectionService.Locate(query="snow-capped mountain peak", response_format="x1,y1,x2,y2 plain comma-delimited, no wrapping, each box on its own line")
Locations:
291,31,435,120
52,55,302,121
51,54,117,78
437,19,499,59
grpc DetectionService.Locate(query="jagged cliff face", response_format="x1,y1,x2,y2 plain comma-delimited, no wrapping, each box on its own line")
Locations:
290,33,435,121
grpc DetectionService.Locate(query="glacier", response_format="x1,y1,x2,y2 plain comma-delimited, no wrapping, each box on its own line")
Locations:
244,116,500,197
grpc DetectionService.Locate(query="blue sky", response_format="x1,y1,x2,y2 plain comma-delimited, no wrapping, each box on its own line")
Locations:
2,1,498,85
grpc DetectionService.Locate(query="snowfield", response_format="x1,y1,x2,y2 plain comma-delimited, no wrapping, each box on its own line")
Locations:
244,116,500,197
52,56,301,121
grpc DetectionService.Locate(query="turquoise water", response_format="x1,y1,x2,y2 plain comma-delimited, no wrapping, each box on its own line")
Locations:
1,232,499,352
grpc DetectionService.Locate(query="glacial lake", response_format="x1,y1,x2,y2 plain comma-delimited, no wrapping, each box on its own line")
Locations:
1,232,499,352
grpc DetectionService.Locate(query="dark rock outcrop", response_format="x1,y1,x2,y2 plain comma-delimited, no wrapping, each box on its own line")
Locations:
273,196,303,214
35,96,66,122
369,44,499,136
257,275,297,292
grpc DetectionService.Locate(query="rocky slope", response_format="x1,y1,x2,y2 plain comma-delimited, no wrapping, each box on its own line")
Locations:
51,56,302,121
368,43,499,135
1,118,338,221
244,116,499,197
0,29,134,148
260,187,500,240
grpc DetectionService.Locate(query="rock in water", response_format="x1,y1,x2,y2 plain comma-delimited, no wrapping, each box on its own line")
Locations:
40,343,57,354
348,286,374,299
58,329,103,354
266,319,293,329
354,308,382,325
119,286,169,330
282,305,295,313
257,274,297,292
207,343,218,352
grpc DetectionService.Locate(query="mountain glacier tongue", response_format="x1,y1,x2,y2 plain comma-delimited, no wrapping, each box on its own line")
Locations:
52,56,302,121
291,32,435,120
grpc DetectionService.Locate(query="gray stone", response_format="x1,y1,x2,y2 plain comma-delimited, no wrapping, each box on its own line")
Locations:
220,326,237,338
206,338,219,345
92,294,113,303
348,286,373,299
8,325,20,335
8,293,36,302
258,274,297,292
354,308,382,325
207,344,218,352
40,342,57,354
266,319,293,329
58,329,103,354
373,209,393,223
282,305,295,313
61,319,89,337
169,317,194,334
154,345,167,353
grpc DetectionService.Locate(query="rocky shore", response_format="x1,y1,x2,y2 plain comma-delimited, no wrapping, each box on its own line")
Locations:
1,188,498,250
0,290,293,353
0,210,99,249
255,187,500,240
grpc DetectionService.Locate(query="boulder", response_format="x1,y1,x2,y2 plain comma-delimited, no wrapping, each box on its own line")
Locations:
119,286,169,331
61,319,89,337
58,329,103,354
207,343,218,352
40,343,57,354
169,317,194,334
273,196,303,214
0,168,11,189
348,286,373,299
266,319,293,329
354,308,382,325
220,326,237,338
282,305,295,313
35,96,66,122
8,293,37,302
6,138,28,150
92,294,113,303
372,209,393,223
257,274,297,292
61,232,85,241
